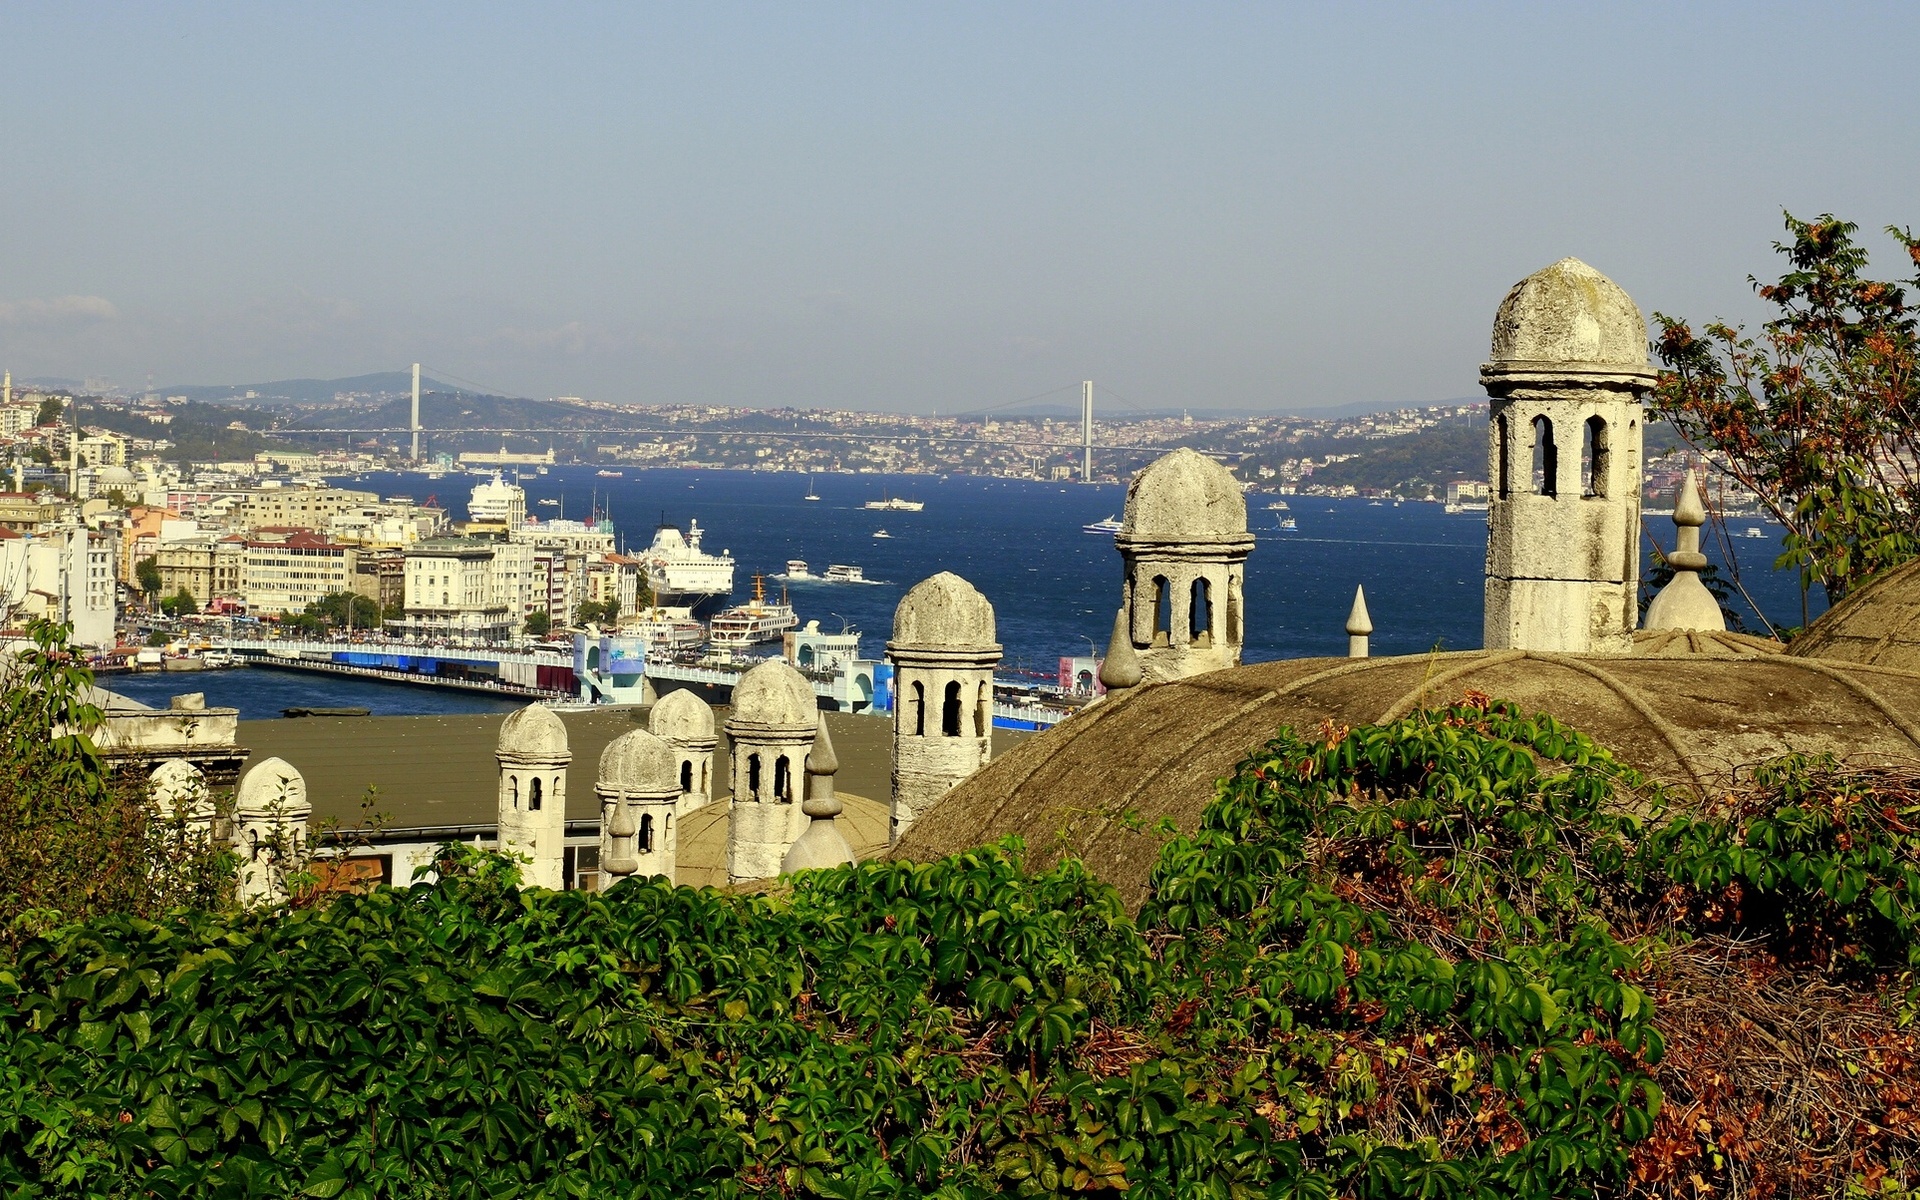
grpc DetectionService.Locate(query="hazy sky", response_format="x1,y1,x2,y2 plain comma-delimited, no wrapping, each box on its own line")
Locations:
2,3,1916,413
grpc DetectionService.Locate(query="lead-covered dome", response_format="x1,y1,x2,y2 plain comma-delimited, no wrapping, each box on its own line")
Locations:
497,703,570,763
727,660,818,733
1789,557,1920,673
649,688,716,741
1488,257,1650,369
1119,447,1248,543
597,729,678,796
891,572,998,650
236,756,310,817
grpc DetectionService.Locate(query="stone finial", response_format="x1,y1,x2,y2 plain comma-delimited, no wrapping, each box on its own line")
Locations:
1643,469,1726,632
170,692,207,712
782,720,855,873
1346,585,1373,659
1098,608,1143,691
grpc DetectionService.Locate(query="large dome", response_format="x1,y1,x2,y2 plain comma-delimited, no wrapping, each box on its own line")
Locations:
649,688,716,741
891,649,1920,910
891,572,998,650
497,704,570,763
727,660,818,734
1120,448,1248,543
1488,258,1650,370
597,729,678,796
1790,557,1920,674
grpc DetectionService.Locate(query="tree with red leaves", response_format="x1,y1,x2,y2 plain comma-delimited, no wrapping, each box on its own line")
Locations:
1652,213,1920,609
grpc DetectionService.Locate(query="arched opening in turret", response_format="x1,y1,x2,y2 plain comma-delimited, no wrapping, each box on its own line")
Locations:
942,681,963,737
1496,413,1511,498
680,760,693,794
976,680,990,737
1152,576,1171,647
639,813,653,853
1582,416,1610,497
1531,415,1557,497
1190,577,1213,648
510,776,519,810
774,755,791,801
528,777,543,811
909,682,925,736
747,753,762,801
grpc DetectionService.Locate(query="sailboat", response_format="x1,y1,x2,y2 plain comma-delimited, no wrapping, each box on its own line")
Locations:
804,475,821,502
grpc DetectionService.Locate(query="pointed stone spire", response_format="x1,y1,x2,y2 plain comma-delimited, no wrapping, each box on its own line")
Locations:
1098,607,1143,692
1642,468,1726,632
782,719,855,873
1346,585,1373,658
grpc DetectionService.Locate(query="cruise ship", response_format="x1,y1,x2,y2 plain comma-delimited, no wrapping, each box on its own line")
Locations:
641,519,735,617
863,494,924,512
707,576,799,648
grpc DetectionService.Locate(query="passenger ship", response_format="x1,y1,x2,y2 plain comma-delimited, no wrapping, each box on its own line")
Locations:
707,576,799,648
641,518,736,617
863,494,924,512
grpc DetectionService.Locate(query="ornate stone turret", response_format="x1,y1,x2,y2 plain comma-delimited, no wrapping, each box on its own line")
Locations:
233,756,309,906
1346,586,1372,658
1482,258,1653,654
725,659,818,882
783,719,855,873
886,572,1000,842
649,688,718,813
596,728,680,885
496,703,571,890
1643,469,1726,632
1115,448,1253,683
149,758,214,838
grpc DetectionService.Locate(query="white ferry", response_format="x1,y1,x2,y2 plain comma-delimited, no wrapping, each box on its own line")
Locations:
872,529,892,539
707,577,799,648
630,605,706,652
1083,515,1124,535
1279,517,1298,531
776,559,815,581
536,498,559,507
1265,499,1291,511
863,494,924,512
824,564,882,585
642,518,736,618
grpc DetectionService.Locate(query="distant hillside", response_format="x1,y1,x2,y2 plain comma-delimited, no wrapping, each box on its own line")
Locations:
160,372,455,407
1306,416,1484,492
278,392,619,433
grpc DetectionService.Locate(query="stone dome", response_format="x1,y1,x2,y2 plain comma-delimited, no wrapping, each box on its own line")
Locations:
1488,257,1650,370
236,756,310,817
891,648,1920,910
96,465,138,491
597,729,678,795
497,703,570,763
727,660,818,733
1789,557,1920,673
148,759,209,818
649,688,716,740
891,572,998,649
1119,448,1248,543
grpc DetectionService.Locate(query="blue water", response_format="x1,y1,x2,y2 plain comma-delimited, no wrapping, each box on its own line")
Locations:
118,466,1822,719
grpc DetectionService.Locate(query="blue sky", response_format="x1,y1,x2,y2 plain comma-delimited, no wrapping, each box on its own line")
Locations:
1,2,1915,412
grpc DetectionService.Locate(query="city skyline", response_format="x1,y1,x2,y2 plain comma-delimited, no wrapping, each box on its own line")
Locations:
2,3,1916,413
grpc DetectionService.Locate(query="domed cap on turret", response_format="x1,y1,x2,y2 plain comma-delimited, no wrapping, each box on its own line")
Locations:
727,659,819,734
649,688,716,741
236,757,309,817
498,703,570,764
597,729,679,796
1488,258,1651,372
149,758,210,820
1119,448,1250,544
890,572,998,650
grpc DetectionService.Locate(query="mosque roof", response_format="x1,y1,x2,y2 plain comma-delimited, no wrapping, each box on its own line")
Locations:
890,649,1920,910
497,703,570,763
597,729,678,796
890,572,998,650
1118,447,1249,544
726,660,818,733
1487,257,1651,374
648,688,716,741
1789,557,1920,674
236,756,310,817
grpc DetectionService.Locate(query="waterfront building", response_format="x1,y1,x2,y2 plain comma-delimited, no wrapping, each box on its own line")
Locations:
0,524,117,646
241,531,358,617
235,487,378,534
886,573,999,842
394,536,526,639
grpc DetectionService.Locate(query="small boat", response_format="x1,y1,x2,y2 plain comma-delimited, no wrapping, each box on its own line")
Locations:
536,466,549,475
872,529,892,539
596,469,623,478
282,706,372,718
536,498,559,507
1368,500,1384,506
1743,526,1765,538
776,559,815,581
1279,517,1298,531
1083,515,1124,535
804,475,821,502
